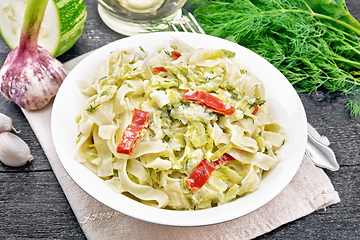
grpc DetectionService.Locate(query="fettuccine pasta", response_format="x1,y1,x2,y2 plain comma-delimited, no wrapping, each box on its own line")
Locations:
74,38,287,210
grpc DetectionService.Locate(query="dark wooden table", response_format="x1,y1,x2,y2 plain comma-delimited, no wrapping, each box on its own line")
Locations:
1,1,359,239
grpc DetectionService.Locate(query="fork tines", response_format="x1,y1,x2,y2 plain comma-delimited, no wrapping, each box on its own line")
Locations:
172,12,206,34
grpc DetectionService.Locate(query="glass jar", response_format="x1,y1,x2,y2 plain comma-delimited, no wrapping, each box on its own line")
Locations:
98,0,187,36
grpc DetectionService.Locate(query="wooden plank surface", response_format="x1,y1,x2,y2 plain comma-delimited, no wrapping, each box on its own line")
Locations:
0,1,359,239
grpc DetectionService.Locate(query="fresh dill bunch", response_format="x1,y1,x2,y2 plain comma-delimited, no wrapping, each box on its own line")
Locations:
189,0,360,117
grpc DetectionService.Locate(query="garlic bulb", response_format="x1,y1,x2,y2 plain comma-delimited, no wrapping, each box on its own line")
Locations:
0,113,12,133
0,46,67,110
0,132,33,167
0,0,66,110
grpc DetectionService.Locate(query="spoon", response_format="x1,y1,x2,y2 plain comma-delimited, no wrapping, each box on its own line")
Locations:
305,131,339,171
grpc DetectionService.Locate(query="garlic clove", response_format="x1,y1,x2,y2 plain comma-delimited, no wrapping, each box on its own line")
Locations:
0,113,13,133
0,132,33,167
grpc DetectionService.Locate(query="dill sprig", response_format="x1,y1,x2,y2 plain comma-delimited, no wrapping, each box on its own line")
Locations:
189,0,360,117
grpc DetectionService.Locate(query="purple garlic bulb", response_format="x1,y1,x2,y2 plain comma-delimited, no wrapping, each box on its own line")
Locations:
0,45,66,110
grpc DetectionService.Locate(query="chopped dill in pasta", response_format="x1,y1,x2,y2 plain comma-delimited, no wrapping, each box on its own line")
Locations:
74,39,287,210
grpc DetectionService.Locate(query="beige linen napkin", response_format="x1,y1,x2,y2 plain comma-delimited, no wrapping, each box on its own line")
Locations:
21,55,340,240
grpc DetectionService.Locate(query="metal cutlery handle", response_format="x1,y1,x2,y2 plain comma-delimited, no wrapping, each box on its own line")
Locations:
305,132,339,171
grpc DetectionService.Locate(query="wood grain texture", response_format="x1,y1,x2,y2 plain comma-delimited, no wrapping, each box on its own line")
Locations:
1,0,359,239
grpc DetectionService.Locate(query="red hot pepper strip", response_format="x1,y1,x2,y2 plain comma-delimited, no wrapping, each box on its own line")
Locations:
152,66,167,75
216,153,235,166
116,109,150,155
185,153,235,193
185,160,216,194
171,51,182,60
182,89,235,115
252,105,259,115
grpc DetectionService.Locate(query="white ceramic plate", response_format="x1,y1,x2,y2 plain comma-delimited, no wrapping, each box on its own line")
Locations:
51,32,307,226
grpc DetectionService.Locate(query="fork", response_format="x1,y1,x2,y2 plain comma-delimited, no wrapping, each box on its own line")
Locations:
171,11,339,171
